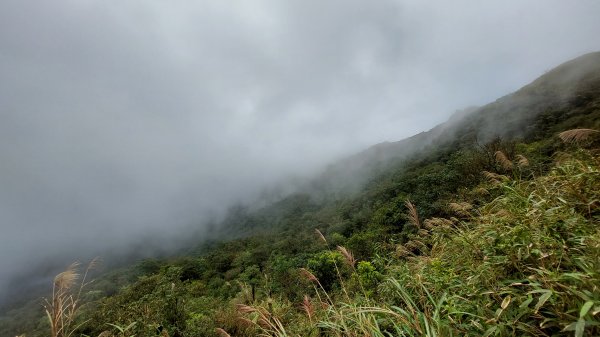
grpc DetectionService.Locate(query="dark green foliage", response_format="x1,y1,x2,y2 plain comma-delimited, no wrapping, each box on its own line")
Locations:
355,261,382,290
267,254,307,300
136,258,164,276
239,265,261,302
346,231,379,261
307,251,346,291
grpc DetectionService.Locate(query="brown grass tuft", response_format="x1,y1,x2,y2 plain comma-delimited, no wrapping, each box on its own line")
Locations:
516,154,529,168
474,187,490,195
558,128,599,143
215,328,232,337
482,170,509,183
301,295,315,323
237,304,258,314
45,263,81,337
495,151,513,171
494,209,512,218
53,263,80,291
448,202,473,216
336,245,356,268
299,268,318,283
395,244,412,258
423,217,454,229
405,199,420,229
236,317,255,328
404,239,426,251
43,258,101,337
257,315,272,329
236,303,287,334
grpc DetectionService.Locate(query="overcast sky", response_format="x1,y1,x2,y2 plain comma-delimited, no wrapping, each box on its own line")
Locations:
1,0,600,300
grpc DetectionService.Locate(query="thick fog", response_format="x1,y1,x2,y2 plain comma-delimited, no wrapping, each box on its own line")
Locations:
1,0,600,304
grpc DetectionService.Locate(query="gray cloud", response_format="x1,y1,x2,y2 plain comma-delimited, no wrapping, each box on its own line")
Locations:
1,0,600,302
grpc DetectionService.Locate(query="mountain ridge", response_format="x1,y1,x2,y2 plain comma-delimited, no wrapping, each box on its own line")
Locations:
313,52,600,196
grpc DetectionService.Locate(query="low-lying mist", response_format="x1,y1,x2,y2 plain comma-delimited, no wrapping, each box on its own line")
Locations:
1,0,600,307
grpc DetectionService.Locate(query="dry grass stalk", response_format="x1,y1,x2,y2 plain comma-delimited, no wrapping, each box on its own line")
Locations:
44,259,100,337
405,240,426,251
257,315,272,329
516,154,529,168
237,304,258,314
299,268,318,283
414,239,426,249
482,171,509,183
45,264,80,337
315,228,327,244
299,267,333,307
494,209,512,218
495,151,513,171
417,229,429,237
215,328,232,337
336,245,356,268
301,295,315,323
404,240,417,250
405,199,420,229
237,303,287,335
396,244,411,257
55,262,80,290
423,217,454,229
558,128,599,143
423,220,435,230
474,187,490,195
236,317,255,328
448,202,473,216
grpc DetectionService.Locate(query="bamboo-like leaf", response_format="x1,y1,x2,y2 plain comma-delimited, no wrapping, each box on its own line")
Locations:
519,296,533,309
106,323,125,333
575,317,585,337
534,291,552,313
483,326,497,337
580,301,594,318
124,322,137,331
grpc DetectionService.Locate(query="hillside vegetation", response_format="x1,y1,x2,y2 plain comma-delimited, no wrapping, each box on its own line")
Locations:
2,53,600,337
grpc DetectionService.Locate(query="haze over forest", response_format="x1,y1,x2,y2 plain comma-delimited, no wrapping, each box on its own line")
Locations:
1,1,600,306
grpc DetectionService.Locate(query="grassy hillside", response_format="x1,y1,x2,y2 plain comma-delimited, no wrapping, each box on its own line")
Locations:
2,53,600,337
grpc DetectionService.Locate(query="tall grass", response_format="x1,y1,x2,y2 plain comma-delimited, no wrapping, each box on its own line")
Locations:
44,258,100,337
317,279,454,337
558,128,599,143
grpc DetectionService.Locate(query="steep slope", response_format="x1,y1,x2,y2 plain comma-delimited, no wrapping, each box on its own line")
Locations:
315,52,600,195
